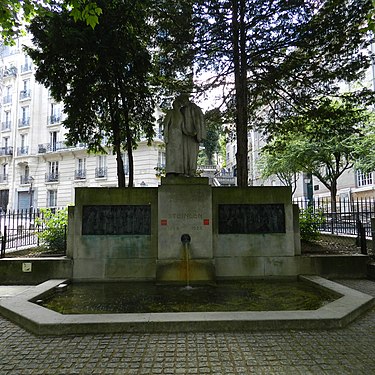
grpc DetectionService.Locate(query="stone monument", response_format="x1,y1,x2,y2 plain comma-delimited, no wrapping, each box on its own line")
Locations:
67,95,300,282
164,94,206,177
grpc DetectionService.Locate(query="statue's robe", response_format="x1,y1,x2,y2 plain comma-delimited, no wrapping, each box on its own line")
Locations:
181,103,206,176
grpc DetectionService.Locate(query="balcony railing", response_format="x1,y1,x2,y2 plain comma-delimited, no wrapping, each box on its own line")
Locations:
21,64,32,73
2,66,17,78
45,172,59,182
17,146,29,156
0,174,8,183
2,121,11,131
3,95,11,105
18,118,30,128
48,141,66,152
95,167,107,178
38,142,86,154
0,147,13,156
19,90,31,100
74,169,86,180
20,175,31,184
48,115,61,125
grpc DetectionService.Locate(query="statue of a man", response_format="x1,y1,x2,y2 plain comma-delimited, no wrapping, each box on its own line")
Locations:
164,94,206,177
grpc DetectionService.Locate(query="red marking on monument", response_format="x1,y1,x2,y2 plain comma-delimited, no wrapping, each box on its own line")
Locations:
161,219,168,226
203,219,209,225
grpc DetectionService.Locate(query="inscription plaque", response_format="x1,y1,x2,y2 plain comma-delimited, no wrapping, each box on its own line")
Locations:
218,204,285,234
82,205,151,235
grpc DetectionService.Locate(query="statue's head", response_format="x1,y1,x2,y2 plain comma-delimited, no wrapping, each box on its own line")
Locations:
177,93,190,106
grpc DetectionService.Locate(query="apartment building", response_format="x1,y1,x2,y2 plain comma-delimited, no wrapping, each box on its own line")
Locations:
226,128,375,202
0,37,164,211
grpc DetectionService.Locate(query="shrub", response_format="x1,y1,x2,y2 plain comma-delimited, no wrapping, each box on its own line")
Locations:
35,208,68,252
299,206,325,242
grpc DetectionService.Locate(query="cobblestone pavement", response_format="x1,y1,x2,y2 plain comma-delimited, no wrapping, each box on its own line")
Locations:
0,279,374,375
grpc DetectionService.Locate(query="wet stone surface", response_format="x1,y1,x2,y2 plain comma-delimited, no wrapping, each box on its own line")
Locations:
0,279,374,374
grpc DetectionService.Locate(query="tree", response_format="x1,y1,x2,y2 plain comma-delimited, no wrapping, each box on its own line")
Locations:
261,98,373,210
258,144,299,195
0,1,102,45
201,109,223,165
26,0,156,187
190,0,373,187
352,118,375,173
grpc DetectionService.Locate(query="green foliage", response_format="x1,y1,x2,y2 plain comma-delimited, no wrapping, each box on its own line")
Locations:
299,207,325,242
262,97,374,208
191,0,372,186
202,109,223,165
352,115,375,173
27,0,156,187
258,142,299,193
69,0,102,29
0,1,101,44
35,208,68,252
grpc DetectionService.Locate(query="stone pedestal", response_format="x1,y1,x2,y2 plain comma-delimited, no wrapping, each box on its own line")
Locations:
156,176,215,282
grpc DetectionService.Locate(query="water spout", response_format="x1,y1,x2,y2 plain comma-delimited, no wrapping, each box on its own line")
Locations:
181,234,193,289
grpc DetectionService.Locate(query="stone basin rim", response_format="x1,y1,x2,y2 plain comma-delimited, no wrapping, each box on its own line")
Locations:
0,275,373,335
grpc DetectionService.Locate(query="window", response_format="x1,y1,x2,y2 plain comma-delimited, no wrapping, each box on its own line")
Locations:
2,137,10,156
49,103,61,124
19,106,30,127
18,133,28,155
3,86,12,104
46,161,59,182
356,170,373,187
122,153,129,175
21,55,32,72
95,155,107,178
157,150,166,169
49,131,58,151
0,163,8,183
20,79,30,99
21,165,29,184
75,158,86,179
47,190,57,207
2,110,11,130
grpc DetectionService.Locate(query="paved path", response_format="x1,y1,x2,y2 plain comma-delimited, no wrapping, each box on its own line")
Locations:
0,279,374,375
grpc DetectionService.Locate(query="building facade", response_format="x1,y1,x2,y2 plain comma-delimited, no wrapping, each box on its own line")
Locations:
0,37,164,211
226,129,375,202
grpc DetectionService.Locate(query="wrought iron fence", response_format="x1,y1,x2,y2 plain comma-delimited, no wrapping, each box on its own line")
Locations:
0,208,66,258
293,197,375,238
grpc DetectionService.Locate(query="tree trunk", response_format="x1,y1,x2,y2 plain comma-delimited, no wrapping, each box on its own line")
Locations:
108,98,125,188
115,141,126,188
330,181,337,213
124,110,134,188
232,0,248,187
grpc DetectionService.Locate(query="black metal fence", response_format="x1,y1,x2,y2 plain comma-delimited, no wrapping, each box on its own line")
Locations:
294,197,374,255
294,197,374,237
0,208,66,258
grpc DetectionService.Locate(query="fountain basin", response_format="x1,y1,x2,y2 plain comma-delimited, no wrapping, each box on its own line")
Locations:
0,275,373,335
39,279,338,314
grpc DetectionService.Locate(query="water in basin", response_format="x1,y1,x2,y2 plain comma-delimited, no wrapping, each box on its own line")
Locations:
39,280,339,314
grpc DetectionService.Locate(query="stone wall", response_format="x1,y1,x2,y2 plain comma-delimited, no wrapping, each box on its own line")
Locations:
68,187,158,281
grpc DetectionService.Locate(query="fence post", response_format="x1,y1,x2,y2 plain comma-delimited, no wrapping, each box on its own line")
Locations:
372,218,375,254
356,216,367,255
64,224,67,255
1,226,6,258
